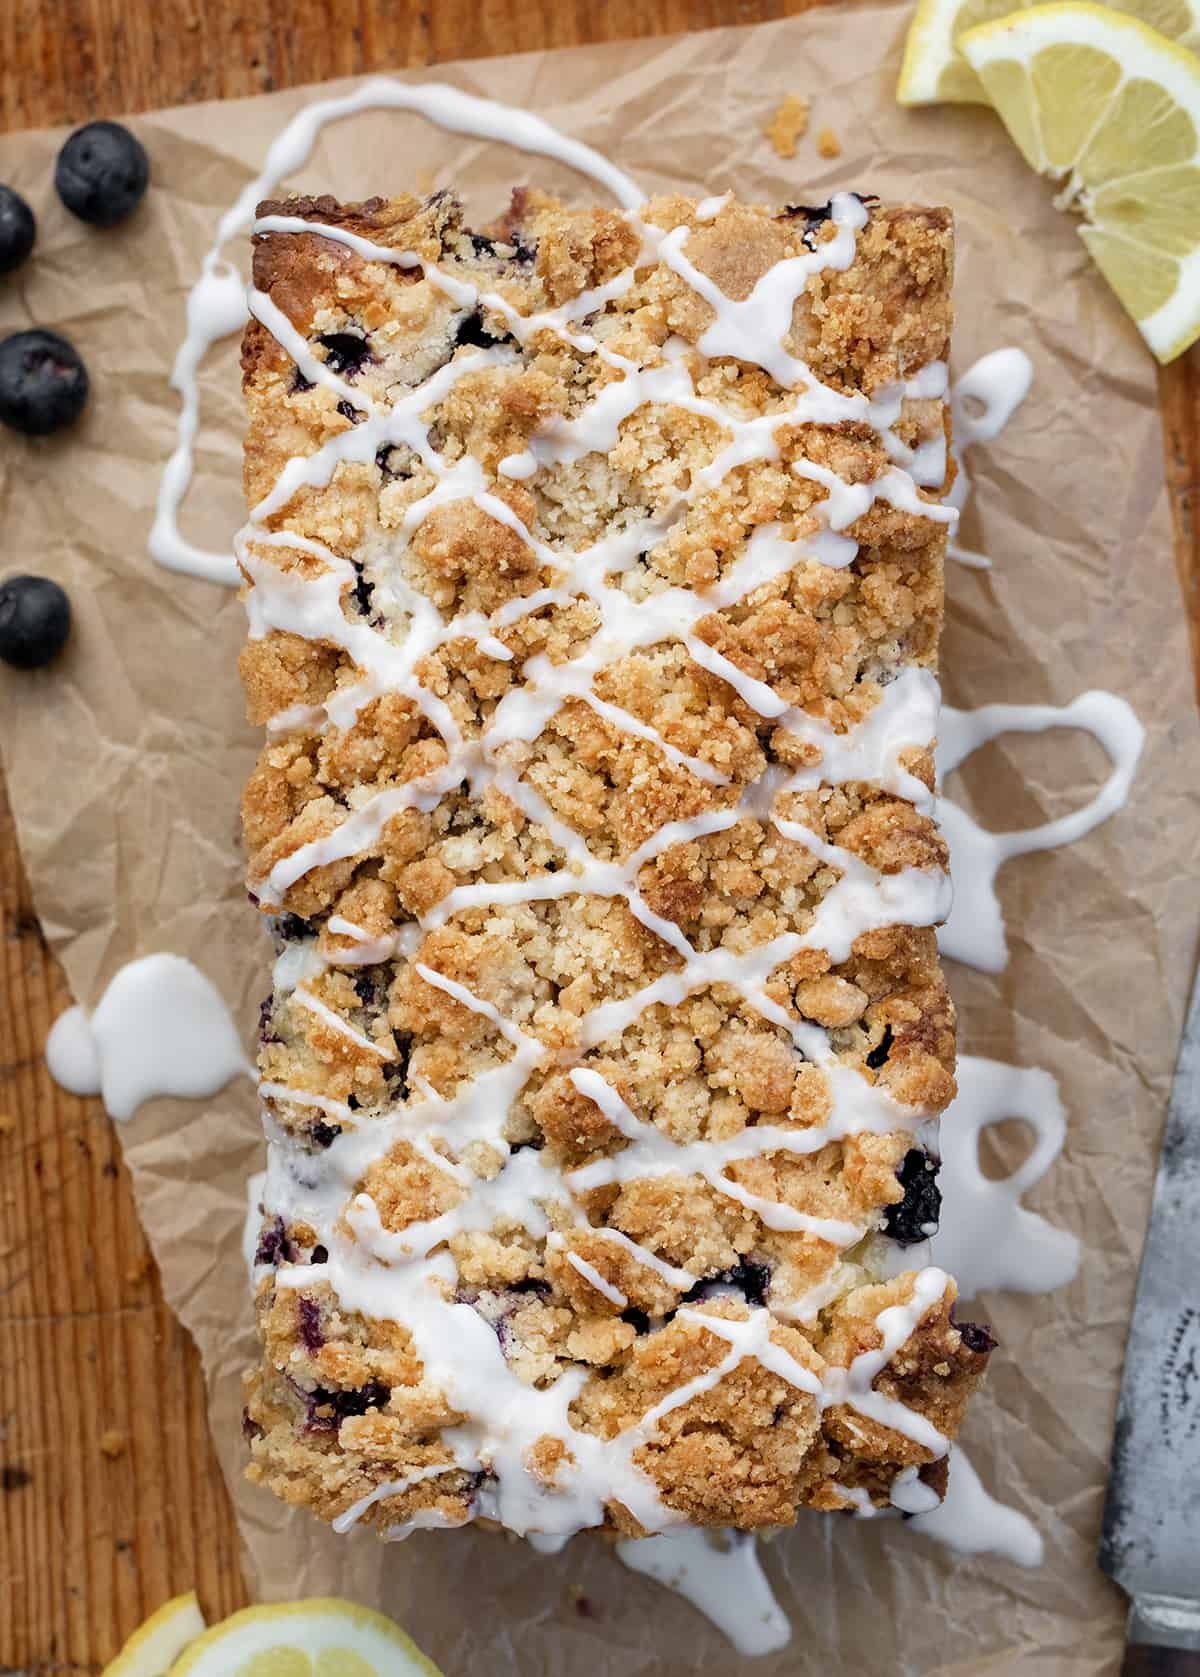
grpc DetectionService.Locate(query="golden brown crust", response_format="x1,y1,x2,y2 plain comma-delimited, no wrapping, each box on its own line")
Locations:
238,186,984,1539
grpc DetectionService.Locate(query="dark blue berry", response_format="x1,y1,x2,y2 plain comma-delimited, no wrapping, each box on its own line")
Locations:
883,1149,942,1246
254,1216,293,1267
297,1295,324,1353
785,193,878,251
454,310,515,350
0,186,36,275
315,331,372,376
468,231,536,266
0,331,88,435
951,1312,998,1355
455,311,496,349
55,122,149,227
310,1120,340,1149
350,565,374,617
386,1034,413,1094
0,575,71,669
865,1024,894,1070
303,1379,389,1432
375,444,413,481
684,1260,772,1308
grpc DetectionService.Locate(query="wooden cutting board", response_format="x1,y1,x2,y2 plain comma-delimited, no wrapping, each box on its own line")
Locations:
0,2,1196,1667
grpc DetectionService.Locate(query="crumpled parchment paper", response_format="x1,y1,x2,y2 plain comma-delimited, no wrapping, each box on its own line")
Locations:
1,9,1197,1673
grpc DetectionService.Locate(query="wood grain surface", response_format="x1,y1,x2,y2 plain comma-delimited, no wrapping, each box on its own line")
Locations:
0,2,1196,1670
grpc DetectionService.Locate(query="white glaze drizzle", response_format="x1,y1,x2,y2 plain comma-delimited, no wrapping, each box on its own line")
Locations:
45,953,252,1122
615,1528,791,1656
244,1168,268,1283
909,1445,1043,1566
931,1055,1081,1299
946,348,1033,569
937,690,1145,972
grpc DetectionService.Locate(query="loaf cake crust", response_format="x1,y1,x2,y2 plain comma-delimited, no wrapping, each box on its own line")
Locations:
238,183,990,1541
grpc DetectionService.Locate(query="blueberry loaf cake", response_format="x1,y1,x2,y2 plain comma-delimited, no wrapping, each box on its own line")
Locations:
239,183,992,1541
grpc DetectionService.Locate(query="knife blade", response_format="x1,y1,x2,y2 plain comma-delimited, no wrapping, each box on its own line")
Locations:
1099,959,1200,1674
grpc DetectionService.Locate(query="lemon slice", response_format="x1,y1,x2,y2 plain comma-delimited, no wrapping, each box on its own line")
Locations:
898,0,1200,104
960,2,1200,361
102,1592,206,1677
167,1599,444,1677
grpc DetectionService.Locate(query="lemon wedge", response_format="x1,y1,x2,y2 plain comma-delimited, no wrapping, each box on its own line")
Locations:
102,1592,206,1677
958,1,1200,360
898,0,1200,104
166,1599,444,1677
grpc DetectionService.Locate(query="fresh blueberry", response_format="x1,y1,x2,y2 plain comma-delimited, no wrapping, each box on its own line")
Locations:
0,330,89,435
0,575,71,669
0,186,36,275
883,1149,942,1246
55,121,149,227
310,1120,340,1149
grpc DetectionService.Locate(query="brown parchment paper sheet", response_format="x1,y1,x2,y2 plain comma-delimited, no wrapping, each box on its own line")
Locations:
2,8,1198,1673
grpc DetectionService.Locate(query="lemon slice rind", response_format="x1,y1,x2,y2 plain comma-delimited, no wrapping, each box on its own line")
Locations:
166,1598,444,1677
898,0,1200,106
101,1592,206,1677
960,1,1200,360
899,0,1015,103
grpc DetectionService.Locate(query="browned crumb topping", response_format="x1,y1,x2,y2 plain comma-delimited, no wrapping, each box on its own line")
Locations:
238,185,982,1540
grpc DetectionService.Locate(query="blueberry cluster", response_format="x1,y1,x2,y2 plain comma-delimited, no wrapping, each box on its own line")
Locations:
0,121,151,671
1,120,148,437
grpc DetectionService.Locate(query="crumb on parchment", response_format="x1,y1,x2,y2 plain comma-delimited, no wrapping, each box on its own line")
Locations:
765,94,811,159
817,127,843,160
